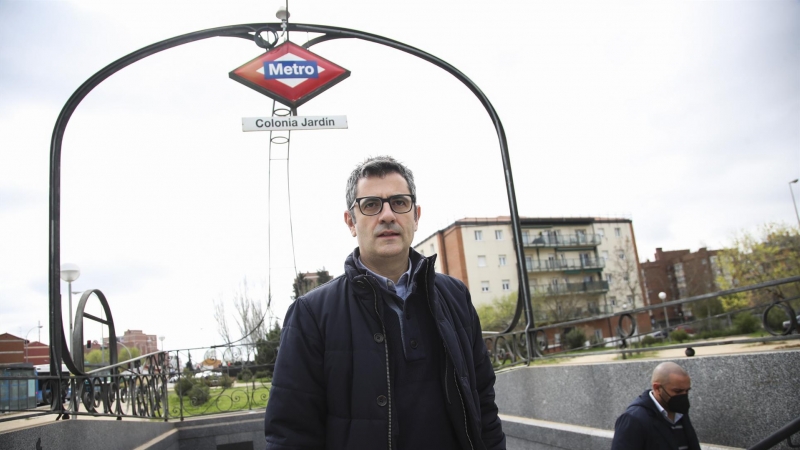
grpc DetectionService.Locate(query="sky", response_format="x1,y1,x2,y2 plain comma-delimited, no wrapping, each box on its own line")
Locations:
1,0,798,353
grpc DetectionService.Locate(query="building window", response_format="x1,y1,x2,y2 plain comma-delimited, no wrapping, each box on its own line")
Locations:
430,244,435,254
609,296,617,306
594,329,603,341
475,230,483,241
502,279,511,291
554,333,561,346
499,255,507,266
626,295,634,306
606,274,613,284
523,230,530,244
419,249,425,256
618,250,625,260
614,227,621,237
481,281,490,292
602,250,609,262
478,255,487,267
495,230,503,240
525,256,533,271
597,228,605,238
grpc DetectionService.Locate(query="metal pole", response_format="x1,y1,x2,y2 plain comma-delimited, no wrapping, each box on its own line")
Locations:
789,179,800,229
68,281,73,350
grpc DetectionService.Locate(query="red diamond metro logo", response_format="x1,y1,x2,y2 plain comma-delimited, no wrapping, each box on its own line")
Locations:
229,41,350,108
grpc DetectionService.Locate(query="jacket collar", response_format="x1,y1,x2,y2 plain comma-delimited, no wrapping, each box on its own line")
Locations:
345,247,437,286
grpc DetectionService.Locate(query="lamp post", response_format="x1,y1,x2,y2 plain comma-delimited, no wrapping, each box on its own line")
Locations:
159,336,165,352
789,179,800,228
59,263,80,349
659,292,672,342
24,324,43,363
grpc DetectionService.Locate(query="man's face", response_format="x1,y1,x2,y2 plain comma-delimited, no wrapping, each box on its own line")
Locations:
344,172,421,266
654,373,691,409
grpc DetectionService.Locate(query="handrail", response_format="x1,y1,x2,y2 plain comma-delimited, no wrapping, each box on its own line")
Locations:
747,415,800,450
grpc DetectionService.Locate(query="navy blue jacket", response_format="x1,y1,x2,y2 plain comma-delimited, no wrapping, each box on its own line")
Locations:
264,249,505,450
611,390,700,450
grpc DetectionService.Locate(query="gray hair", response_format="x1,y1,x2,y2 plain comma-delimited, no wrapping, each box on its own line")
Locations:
345,156,416,221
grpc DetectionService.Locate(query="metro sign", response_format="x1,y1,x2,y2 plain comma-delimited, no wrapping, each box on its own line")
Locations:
229,41,350,108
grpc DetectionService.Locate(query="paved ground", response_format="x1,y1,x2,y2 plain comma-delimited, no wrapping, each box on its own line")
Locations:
550,335,800,365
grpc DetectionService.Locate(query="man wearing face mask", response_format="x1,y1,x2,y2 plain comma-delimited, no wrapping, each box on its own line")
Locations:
611,362,701,450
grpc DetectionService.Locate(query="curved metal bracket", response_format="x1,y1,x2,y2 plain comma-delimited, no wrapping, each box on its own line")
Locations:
71,289,119,373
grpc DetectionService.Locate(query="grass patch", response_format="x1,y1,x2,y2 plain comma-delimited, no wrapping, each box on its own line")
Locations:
167,384,270,418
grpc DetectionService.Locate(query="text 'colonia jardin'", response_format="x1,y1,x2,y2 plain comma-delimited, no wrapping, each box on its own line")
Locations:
242,115,348,132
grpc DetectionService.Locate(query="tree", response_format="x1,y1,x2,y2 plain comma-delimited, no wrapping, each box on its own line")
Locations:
716,223,800,309
532,290,584,325
611,236,643,310
213,278,272,363
255,320,282,375
293,269,333,300
476,292,520,332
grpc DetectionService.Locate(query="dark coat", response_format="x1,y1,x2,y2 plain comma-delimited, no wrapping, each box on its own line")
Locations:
611,390,701,450
264,249,505,450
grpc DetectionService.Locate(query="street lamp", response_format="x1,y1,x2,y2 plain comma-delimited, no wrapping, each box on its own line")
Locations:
658,292,672,341
59,263,80,348
24,324,43,363
789,179,800,228
159,336,165,352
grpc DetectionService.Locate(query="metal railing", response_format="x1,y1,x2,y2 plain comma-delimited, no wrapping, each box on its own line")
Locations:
523,233,602,247
483,275,800,370
526,257,605,272
530,280,609,296
0,346,275,422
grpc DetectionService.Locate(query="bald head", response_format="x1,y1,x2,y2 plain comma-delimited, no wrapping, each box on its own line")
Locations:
651,362,688,385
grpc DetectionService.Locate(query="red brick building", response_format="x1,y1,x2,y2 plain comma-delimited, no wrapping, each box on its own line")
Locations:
0,333,50,365
640,247,721,325
104,329,159,355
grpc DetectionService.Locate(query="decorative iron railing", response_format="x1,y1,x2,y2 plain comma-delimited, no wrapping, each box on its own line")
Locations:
529,280,609,296
483,275,800,369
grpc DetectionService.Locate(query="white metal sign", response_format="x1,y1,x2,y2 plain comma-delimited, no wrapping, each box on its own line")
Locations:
242,115,348,132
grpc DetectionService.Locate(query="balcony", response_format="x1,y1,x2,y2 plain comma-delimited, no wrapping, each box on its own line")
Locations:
526,257,605,273
532,304,613,323
530,280,609,296
523,233,602,248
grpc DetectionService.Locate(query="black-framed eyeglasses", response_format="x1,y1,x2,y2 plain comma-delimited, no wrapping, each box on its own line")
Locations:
351,195,415,216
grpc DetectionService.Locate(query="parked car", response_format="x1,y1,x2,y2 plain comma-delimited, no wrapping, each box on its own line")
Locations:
782,314,800,332
674,324,696,335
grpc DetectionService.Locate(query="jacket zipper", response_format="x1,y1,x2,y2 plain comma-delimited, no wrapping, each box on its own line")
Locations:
454,369,475,450
366,280,392,450
421,263,474,450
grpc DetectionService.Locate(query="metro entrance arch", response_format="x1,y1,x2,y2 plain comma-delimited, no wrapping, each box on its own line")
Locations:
47,19,536,409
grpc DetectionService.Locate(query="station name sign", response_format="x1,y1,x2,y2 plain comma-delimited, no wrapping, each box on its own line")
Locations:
242,115,348,132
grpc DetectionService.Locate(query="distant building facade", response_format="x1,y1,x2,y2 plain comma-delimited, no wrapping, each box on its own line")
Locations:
0,333,50,365
414,216,650,349
104,329,159,355
640,247,721,325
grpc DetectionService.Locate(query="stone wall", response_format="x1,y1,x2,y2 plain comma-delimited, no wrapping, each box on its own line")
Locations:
494,350,800,449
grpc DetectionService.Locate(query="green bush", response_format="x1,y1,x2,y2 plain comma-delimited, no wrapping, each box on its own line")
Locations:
254,370,270,380
220,374,234,388
174,377,195,397
187,384,210,406
565,328,587,350
589,334,604,348
641,336,657,347
734,313,761,334
237,368,253,381
670,330,690,343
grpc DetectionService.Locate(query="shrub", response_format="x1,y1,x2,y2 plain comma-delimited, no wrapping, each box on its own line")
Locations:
254,370,270,380
238,368,253,381
565,328,587,350
670,330,690,343
641,336,657,347
187,384,210,406
219,374,234,388
174,377,195,397
734,313,761,334
588,334,604,348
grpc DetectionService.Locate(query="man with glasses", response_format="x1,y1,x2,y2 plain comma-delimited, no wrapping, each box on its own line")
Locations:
265,156,506,450
611,362,700,450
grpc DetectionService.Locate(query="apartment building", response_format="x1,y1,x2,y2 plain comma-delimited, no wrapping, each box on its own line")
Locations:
415,216,650,346
641,247,721,325
104,329,159,355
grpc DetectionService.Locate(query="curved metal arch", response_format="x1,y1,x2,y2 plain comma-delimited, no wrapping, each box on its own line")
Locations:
71,289,119,373
49,23,536,383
